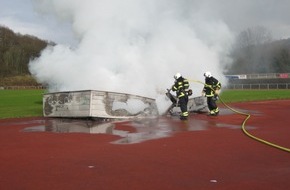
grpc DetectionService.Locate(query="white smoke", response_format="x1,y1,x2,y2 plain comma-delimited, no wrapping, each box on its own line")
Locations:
29,0,234,114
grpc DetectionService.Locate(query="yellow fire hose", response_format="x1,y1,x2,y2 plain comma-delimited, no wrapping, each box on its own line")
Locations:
189,79,290,153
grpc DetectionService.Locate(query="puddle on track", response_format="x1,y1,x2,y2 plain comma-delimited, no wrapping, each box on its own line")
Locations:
22,108,258,144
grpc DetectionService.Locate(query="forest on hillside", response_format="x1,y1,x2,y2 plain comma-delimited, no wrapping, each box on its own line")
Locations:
0,25,290,86
0,26,50,86
227,26,290,74
0,26,51,77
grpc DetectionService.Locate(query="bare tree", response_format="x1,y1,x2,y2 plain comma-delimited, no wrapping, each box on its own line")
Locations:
235,25,272,49
228,26,274,74
0,26,48,77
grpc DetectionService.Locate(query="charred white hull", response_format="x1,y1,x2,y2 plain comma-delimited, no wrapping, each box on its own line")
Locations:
167,96,208,115
43,90,159,119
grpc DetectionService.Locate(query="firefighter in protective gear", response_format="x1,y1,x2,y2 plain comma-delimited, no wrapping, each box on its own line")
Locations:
172,73,190,120
202,71,221,116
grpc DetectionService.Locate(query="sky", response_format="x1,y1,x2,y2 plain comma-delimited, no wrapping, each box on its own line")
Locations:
1,0,290,45
1,0,290,113
0,0,76,45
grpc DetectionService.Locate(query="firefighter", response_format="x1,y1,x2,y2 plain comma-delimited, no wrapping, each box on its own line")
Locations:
202,71,221,116
171,73,190,120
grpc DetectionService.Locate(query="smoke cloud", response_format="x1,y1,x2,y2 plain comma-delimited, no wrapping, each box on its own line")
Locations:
29,0,234,113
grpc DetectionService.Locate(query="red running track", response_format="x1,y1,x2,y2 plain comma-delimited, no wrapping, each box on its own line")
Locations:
0,100,289,190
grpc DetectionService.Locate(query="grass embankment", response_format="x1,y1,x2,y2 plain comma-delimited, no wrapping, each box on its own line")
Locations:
0,75,39,86
0,89,290,119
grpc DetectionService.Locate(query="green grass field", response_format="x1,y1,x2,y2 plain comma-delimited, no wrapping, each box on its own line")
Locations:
0,89,290,119
0,89,45,119
220,89,290,103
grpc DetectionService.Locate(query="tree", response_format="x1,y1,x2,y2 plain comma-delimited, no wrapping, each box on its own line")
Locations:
272,48,290,72
235,25,272,49
0,26,49,78
228,26,274,74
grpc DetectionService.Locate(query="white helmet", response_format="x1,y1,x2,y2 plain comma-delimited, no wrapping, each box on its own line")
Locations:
174,72,182,80
204,71,212,78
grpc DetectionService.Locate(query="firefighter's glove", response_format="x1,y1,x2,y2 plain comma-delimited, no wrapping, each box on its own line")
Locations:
213,94,219,101
187,89,193,96
214,89,220,95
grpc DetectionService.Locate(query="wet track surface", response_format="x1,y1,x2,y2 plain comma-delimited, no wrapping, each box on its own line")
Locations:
1,100,290,190
21,108,258,144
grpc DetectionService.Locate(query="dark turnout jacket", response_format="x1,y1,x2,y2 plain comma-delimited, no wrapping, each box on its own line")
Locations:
172,77,189,98
203,77,221,97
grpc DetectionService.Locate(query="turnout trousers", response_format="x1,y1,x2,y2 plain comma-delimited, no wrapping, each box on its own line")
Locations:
179,96,189,119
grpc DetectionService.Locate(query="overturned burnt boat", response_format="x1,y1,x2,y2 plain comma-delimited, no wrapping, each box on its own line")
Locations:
43,90,159,119
165,90,208,115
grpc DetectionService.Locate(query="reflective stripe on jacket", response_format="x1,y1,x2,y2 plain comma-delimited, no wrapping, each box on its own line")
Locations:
203,77,221,97
172,77,189,98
